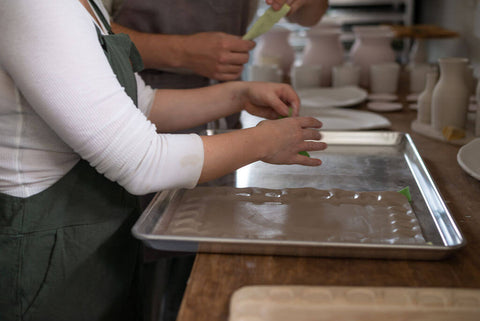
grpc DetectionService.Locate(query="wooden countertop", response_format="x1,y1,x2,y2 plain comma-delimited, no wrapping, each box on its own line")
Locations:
176,89,480,321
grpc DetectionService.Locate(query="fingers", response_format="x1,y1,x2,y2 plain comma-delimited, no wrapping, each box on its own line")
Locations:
302,128,322,141
301,140,328,152
223,36,256,52
218,52,250,66
293,154,323,166
296,116,323,129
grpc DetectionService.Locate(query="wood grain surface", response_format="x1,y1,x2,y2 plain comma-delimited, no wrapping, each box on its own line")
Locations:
176,72,480,321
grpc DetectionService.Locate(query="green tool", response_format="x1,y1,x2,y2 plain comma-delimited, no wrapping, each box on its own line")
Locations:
243,4,290,41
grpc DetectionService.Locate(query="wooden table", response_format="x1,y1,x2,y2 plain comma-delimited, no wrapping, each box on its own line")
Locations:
176,91,480,321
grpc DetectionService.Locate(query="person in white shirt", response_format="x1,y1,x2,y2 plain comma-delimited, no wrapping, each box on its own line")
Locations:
0,1,326,320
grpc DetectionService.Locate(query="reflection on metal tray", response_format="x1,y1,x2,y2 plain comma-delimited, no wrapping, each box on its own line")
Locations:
132,131,465,260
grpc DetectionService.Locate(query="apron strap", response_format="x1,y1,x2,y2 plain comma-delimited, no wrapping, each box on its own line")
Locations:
88,0,115,35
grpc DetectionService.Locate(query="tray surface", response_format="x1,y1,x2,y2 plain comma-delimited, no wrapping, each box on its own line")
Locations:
132,131,465,259
158,187,425,245
229,286,480,321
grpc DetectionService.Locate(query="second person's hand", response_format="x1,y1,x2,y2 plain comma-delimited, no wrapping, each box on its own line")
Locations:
180,32,256,81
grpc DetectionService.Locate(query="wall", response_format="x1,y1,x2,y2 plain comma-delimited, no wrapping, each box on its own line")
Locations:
417,0,480,73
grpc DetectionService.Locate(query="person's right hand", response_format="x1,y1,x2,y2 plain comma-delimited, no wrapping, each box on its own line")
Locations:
181,32,255,81
256,116,327,166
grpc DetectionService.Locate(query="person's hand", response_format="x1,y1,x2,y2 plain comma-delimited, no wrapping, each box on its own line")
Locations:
265,0,328,26
181,32,256,81
242,82,300,119
256,116,327,166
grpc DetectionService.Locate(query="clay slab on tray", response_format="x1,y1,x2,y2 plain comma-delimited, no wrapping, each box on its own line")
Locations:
229,286,480,321
158,187,425,245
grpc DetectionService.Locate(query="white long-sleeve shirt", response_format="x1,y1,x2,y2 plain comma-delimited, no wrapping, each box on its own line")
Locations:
0,0,204,198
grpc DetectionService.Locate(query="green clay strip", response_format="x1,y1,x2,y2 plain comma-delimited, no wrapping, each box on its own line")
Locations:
242,4,290,41
398,186,412,202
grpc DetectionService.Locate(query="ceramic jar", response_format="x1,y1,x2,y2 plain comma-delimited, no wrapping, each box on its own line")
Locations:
417,71,438,124
252,27,295,76
301,28,344,86
350,26,396,88
431,57,470,131
408,63,432,94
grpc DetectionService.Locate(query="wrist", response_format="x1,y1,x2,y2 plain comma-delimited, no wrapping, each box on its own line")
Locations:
249,123,273,161
228,81,250,113
170,35,190,69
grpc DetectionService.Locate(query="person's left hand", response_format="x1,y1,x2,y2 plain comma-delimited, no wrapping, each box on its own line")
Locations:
242,82,301,119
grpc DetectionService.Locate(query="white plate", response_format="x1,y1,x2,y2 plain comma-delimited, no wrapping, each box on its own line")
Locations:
367,101,403,112
240,108,391,131
298,86,368,108
368,93,398,102
457,138,480,180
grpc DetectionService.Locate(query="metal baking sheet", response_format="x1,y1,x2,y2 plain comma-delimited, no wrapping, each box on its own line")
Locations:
132,131,465,260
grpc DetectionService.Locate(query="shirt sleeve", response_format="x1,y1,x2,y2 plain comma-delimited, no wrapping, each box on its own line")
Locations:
136,73,155,117
0,0,204,195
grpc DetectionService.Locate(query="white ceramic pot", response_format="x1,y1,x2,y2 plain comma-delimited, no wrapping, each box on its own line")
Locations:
431,57,470,130
252,27,294,76
301,28,344,86
417,71,438,124
332,63,360,87
350,26,396,88
369,62,400,94
290,64,322,89
247,64,283,83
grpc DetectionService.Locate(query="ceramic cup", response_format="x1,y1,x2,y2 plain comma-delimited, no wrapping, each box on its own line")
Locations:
290,64,322,89
409,63,432,94
370,62,400,94
247,64,283,83
332,64,361,87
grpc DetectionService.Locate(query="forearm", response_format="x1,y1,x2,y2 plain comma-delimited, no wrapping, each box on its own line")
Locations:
198,127,266,183
148,81,247,132
198,116,326,183
111,22,187,70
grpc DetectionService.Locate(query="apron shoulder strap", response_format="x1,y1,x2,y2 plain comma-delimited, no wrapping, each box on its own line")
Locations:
88,0,114,35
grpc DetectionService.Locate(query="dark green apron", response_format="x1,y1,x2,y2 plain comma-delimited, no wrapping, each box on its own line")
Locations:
0,2,145,320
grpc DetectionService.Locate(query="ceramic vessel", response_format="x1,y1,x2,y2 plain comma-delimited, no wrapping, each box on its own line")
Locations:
350,26,396,88
253,27,294,76
247,64,282,83
290,64,322,89
431,57,470,131
369,62,400,94
417,71,438,124
408,63,432,94
301,28,344,86
465,65,476,97
332,63,360,87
